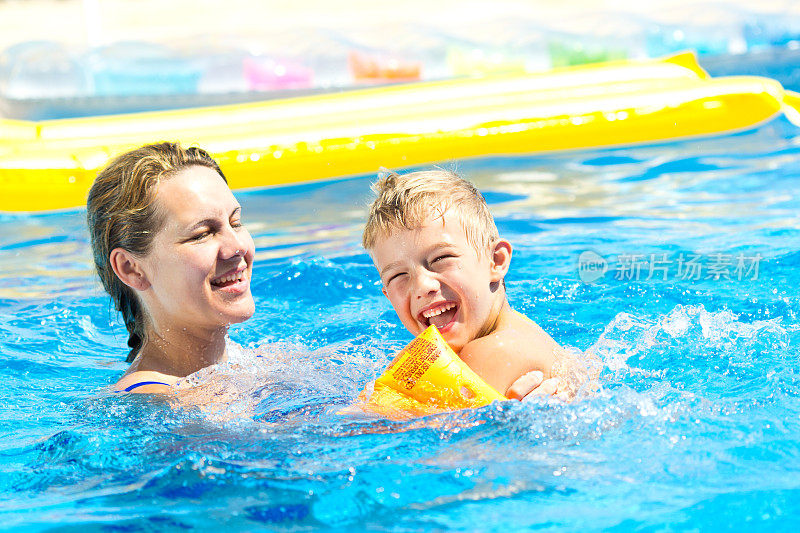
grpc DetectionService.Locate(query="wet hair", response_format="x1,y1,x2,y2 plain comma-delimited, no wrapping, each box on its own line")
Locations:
362,169,499,253
86,142,226,362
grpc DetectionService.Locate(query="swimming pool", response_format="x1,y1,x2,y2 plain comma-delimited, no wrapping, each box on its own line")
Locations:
1,116,798,530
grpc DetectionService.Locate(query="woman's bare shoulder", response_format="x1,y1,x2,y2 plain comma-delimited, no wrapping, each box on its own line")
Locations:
113,370,179,394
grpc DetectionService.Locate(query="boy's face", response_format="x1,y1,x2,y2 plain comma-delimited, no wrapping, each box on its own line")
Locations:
370,209,510,352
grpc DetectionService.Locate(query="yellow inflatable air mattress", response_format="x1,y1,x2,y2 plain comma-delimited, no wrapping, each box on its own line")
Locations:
1,52,798,212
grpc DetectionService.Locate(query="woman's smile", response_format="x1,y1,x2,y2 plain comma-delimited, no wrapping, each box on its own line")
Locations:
210,265,248,290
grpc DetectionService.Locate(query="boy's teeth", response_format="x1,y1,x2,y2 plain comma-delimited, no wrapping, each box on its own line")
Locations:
423,303,455,318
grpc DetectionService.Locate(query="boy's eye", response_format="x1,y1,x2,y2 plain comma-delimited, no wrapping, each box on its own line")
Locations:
386,272,407,285
431,254,455,264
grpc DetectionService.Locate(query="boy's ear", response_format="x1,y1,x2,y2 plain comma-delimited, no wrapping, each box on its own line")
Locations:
489,239,512,282
109,248,151,292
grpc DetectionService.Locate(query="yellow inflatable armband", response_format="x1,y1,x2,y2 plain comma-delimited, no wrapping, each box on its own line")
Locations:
357,326,506,418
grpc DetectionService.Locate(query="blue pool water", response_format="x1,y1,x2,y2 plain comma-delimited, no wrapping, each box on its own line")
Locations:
1,117,799,531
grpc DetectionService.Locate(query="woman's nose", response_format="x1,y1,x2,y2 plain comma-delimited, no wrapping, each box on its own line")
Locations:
220,226,248,260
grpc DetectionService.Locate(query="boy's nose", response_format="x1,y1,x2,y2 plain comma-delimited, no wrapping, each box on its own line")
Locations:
414,269,440,298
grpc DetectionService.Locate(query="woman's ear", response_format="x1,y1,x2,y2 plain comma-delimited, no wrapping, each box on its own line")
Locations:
109,248,151,291
490,239,512,282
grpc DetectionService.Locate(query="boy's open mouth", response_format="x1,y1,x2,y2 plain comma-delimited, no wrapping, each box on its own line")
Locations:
419,301,458,330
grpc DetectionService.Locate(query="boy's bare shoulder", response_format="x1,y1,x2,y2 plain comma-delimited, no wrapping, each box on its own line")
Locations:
458,310,562,392
475,309,558,348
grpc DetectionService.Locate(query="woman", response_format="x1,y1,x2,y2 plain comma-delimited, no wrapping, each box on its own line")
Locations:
87,142,255,393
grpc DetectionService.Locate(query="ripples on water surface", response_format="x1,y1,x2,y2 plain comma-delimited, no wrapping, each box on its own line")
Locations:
1,118,799,531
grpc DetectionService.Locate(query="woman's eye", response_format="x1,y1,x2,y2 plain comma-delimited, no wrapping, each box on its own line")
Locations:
189,230,211,241
231,220,243,228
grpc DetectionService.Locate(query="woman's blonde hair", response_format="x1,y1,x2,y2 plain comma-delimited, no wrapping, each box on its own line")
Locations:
87,142,226,362
362,169,499,252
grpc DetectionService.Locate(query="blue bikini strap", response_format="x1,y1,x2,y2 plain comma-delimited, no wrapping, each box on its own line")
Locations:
119,380,172,393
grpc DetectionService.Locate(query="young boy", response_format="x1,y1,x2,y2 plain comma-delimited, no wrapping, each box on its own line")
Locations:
363,169,564,399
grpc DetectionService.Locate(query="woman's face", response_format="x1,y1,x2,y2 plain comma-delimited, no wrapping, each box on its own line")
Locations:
138,165,256,334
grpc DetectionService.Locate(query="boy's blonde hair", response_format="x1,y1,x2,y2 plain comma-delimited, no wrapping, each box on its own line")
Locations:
363,169,499,253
